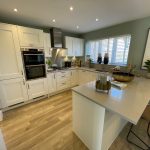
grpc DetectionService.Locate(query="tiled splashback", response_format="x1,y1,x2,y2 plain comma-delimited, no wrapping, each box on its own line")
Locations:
45,49,84,68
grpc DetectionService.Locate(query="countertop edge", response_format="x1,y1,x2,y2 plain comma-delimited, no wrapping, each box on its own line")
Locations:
72,88,138,125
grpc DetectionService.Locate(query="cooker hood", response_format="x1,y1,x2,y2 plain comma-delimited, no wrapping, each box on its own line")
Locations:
50,28,63,49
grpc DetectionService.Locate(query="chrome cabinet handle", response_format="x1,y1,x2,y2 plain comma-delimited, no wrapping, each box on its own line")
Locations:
23,79,25,85
21,70,23,75
28,84,30,89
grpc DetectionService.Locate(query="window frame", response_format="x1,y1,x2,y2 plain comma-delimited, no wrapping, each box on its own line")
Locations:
85,34,131,66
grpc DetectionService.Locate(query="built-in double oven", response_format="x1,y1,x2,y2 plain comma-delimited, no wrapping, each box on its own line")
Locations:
22,49,46,80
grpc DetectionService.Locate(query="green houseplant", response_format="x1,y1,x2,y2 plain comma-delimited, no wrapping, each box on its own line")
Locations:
46,59,52,69
144,59,150,78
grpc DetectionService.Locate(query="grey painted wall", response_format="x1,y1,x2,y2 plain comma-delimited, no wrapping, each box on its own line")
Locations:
81,16,150,69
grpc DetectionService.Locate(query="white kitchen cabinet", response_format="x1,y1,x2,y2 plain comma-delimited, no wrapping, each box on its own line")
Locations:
44,33,52,57
80,39,84,56
88,71,97,82
63,36,84,57
78,70,88,85
65,36,73,56
0,23,23,80
0,78,28,108
70,69,78,86
56,71,71,91
73,38,80,56
17,26,44,48
47,73,57,94
27,78,48,100
78,69,97,85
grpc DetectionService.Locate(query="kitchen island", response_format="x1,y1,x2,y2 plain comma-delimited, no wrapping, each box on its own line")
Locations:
72,77,150,150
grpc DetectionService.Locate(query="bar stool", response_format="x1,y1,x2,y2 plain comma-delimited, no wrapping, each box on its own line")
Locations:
127,105,150,150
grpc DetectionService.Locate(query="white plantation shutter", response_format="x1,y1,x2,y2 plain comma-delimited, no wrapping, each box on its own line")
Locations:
85,35,131,65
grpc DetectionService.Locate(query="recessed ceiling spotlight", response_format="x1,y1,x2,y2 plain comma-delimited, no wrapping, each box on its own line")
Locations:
70,6,74,11
96,18,99,22
76,26,79,29
14,8,18,12
52,19,56,23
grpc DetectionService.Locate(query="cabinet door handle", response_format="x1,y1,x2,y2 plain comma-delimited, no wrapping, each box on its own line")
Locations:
54,74,55,79
23,79,25,85
61,76,65,77
28,84,30,89
21,70,23,75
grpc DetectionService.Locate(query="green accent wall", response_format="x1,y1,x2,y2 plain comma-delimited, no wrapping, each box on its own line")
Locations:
81,16,150,69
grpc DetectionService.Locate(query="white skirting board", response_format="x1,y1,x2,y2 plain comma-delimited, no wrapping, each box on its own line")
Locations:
72,92,128,150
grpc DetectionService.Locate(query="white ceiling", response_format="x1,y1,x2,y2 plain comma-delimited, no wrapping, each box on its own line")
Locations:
0,0,150,33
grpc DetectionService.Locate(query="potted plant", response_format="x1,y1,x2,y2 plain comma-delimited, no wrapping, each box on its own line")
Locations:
46,59,52,69
144,59,150,78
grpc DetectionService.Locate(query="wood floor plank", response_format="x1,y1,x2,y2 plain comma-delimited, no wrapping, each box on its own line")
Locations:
0,90,149,150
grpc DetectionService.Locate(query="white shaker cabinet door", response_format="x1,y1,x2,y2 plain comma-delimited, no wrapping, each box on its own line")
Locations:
47,73,57,94
17,26,44,48
73,38,81,56
27,78,48,100
0,23,23,80
80,39,84,56
0,78,28,108
44,33,52,57
65,36,73,56
70,70,78,86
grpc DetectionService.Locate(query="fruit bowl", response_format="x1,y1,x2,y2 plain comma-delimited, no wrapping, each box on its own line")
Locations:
112,72,134,82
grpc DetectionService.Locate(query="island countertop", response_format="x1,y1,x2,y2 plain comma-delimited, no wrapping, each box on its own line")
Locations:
72,77,150,125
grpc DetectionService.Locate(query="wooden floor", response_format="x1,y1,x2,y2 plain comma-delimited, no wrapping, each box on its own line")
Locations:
0,90,149,150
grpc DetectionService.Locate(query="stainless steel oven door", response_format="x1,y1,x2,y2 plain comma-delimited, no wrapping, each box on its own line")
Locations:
25,65,46,80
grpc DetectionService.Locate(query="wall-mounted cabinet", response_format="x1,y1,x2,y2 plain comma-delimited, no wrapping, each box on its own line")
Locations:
63,36,84,57
17,26,44,48
44,33,52,57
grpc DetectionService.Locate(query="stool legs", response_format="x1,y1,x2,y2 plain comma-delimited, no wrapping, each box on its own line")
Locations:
127,124,150,150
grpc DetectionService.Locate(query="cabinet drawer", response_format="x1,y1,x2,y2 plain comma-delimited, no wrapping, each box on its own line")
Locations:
56,71,70,77
57,82,67,91
57,80,70,91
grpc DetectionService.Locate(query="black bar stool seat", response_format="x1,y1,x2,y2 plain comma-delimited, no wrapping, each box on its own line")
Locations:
127,105,150,150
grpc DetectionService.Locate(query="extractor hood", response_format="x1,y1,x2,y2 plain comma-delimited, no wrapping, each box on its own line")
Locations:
50,28,63,49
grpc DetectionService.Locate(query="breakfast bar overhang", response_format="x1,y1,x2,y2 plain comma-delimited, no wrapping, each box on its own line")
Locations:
72,78,150,150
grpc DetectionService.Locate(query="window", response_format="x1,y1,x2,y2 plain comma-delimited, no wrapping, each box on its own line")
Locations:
85,35,131,65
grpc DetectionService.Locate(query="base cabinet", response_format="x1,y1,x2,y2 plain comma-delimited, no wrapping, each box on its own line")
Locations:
47,73,57,94
78,70,89,85
70,70,78,86
27,78,48,100
56,71,71,91
78,69,98,85
0,78,28,108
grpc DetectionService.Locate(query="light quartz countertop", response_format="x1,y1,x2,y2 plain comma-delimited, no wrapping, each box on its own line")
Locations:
72,77,150,124
47,67,103,74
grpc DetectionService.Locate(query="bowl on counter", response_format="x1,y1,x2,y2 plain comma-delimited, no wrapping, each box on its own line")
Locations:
112,72,135,82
